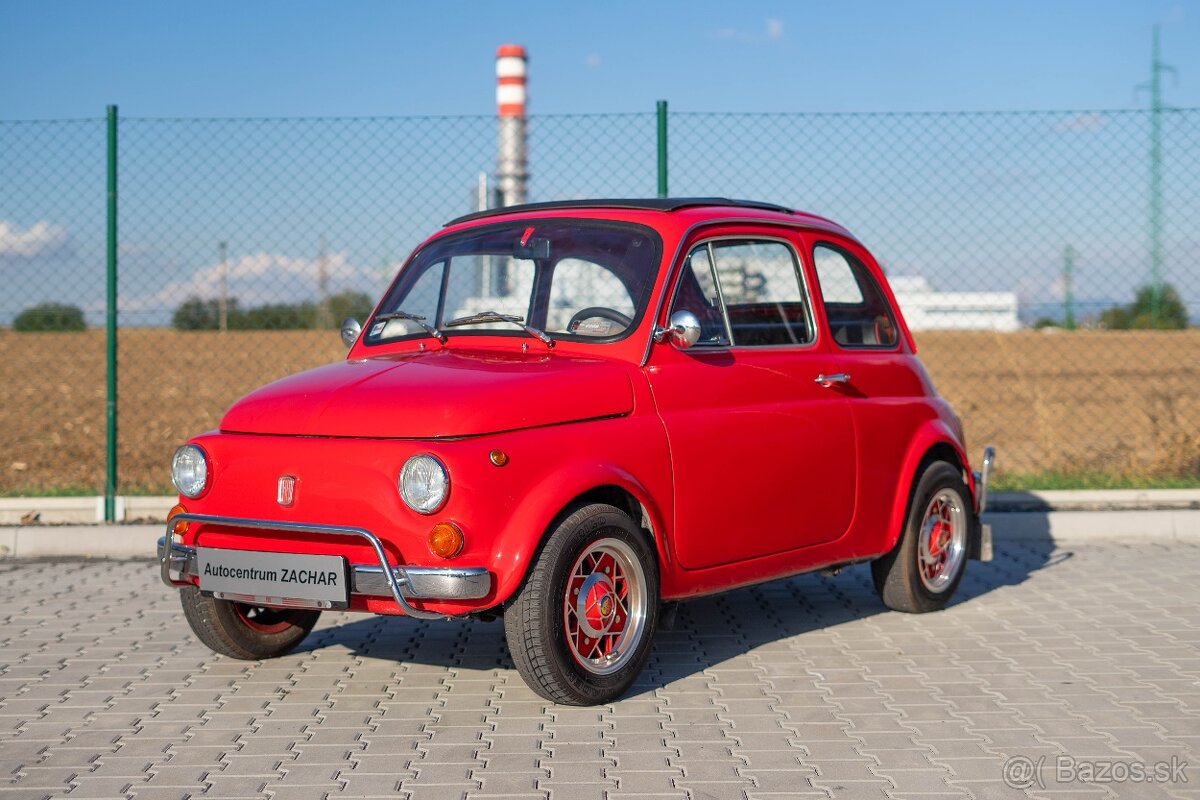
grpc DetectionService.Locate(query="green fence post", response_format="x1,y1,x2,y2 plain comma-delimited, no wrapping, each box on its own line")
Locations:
105,105,118,523
656,100,668,198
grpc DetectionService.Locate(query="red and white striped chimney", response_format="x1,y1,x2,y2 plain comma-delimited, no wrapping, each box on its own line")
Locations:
495,44,528,207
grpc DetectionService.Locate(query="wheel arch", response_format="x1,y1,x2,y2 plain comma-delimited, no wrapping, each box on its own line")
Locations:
489,465,671,608
882,422,972,555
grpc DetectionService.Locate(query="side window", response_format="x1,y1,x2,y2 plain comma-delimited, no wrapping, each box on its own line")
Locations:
814,244,899,348
710,240,813,346
669,245,731,346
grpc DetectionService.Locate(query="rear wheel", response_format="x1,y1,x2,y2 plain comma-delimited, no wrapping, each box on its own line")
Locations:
179,586,321,659
872,461,970,613
504,503,658,705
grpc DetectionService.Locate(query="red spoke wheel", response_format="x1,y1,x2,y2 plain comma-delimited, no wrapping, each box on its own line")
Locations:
232,604,307,635
179,586,321,660
505,503,658,705
562,539,647,676
916,491,967,594
872,461,972,613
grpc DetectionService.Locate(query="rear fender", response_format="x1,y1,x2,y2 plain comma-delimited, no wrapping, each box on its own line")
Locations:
882,421,972,555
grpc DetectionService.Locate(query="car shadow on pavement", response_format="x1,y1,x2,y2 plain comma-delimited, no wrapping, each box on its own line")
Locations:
294,521,1066,696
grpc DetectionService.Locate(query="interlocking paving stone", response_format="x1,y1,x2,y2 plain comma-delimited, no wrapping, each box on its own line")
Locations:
1,541,1199,799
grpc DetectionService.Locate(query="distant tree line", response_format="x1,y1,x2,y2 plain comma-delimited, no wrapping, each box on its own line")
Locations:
1032,283,1189,330
1098,283,1188,330
12,303,86,332
172,291,374,330
7,284,1190,333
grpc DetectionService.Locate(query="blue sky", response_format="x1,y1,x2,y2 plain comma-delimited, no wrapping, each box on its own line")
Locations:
1,0,1196,118
1,1,1197,326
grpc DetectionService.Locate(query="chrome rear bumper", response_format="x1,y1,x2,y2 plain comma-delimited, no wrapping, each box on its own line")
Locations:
158,513,490,620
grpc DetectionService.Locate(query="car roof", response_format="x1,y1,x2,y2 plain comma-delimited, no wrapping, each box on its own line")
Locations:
444,197,841,230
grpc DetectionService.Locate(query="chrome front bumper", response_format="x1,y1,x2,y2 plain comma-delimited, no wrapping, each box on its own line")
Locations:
158,513,490,620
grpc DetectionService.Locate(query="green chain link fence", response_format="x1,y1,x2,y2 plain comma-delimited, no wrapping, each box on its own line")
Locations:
1,106,1197,507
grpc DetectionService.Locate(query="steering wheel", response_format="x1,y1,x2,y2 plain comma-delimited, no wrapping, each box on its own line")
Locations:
567,306,633,333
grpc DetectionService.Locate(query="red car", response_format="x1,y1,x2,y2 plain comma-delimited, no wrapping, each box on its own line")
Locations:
160,198,995,705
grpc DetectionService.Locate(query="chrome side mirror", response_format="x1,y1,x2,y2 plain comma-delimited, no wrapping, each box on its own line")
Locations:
340,317,362,348
663,310,702,349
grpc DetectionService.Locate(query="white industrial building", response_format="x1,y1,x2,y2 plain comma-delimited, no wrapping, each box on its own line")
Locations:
888,275,1019,331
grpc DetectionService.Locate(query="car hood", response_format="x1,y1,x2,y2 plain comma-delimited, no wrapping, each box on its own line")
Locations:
220,349,634,438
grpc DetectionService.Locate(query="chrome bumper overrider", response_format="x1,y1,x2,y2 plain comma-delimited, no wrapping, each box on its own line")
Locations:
971,445,997,562
972,445,996,515
157,513,490,620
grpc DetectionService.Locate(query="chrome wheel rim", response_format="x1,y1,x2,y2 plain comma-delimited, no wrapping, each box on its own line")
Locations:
563,537,647,676
917,488,967,593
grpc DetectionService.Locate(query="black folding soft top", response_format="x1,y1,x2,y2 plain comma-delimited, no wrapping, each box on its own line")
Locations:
445,197,794,227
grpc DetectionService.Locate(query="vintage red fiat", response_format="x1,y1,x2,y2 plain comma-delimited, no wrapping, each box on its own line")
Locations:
160,198,994,705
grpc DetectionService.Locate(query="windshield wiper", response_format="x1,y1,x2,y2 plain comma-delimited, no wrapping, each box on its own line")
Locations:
372,310,447,343
443,311,554,348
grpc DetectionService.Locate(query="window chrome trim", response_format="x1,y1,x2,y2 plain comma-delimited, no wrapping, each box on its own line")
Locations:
655,232,821,356
640,218,853,365
367,218,663,350
698,241,734,347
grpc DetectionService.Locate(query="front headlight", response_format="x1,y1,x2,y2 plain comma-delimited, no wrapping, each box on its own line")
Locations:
399,454,449,514
171,444,210,499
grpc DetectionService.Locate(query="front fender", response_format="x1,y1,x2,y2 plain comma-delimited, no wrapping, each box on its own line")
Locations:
478,415,675,607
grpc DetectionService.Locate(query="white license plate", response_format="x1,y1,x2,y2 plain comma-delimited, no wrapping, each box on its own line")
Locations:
197,547,349,609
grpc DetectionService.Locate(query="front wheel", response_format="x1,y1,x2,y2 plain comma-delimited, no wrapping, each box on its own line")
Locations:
180,586,321,659
504,503,659,705
872,461,971,613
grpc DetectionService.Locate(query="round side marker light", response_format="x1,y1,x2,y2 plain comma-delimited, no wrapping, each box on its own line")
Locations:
489,449,509,467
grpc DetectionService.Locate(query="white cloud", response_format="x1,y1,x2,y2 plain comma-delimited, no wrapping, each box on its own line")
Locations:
712,19,785,43
585,53,602,69
1055,112,1106,133
120,250,393,312
118,241,152,257
0,220,68,258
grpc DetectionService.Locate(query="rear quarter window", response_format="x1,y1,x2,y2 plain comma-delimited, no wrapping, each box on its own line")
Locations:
813,243,899,348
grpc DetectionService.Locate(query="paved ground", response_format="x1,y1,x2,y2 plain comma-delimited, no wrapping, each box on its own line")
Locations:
1,537,1198,799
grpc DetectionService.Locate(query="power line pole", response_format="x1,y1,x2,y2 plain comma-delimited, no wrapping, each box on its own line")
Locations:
316,235,330,329
218,241,228,333
1063,245,1076,330
1146,25,1176,318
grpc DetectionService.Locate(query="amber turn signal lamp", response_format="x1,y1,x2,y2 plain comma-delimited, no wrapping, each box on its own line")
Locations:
489,449,509,467
167,503,188,535
428,522,464,559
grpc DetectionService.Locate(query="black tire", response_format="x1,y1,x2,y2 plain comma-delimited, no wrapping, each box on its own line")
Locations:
504,503,659,705
872,461,971,613
179,586,321,659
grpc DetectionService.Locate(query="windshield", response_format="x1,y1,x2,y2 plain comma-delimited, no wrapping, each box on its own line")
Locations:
365,219,662,346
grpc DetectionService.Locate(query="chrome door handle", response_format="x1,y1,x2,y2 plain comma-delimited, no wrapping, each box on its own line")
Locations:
815,373,851,388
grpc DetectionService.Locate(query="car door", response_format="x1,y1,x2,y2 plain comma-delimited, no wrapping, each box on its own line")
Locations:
810,238,926,516
645,232,858,570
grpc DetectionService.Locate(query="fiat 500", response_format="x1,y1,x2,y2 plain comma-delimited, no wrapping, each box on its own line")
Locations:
160,198,995,705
